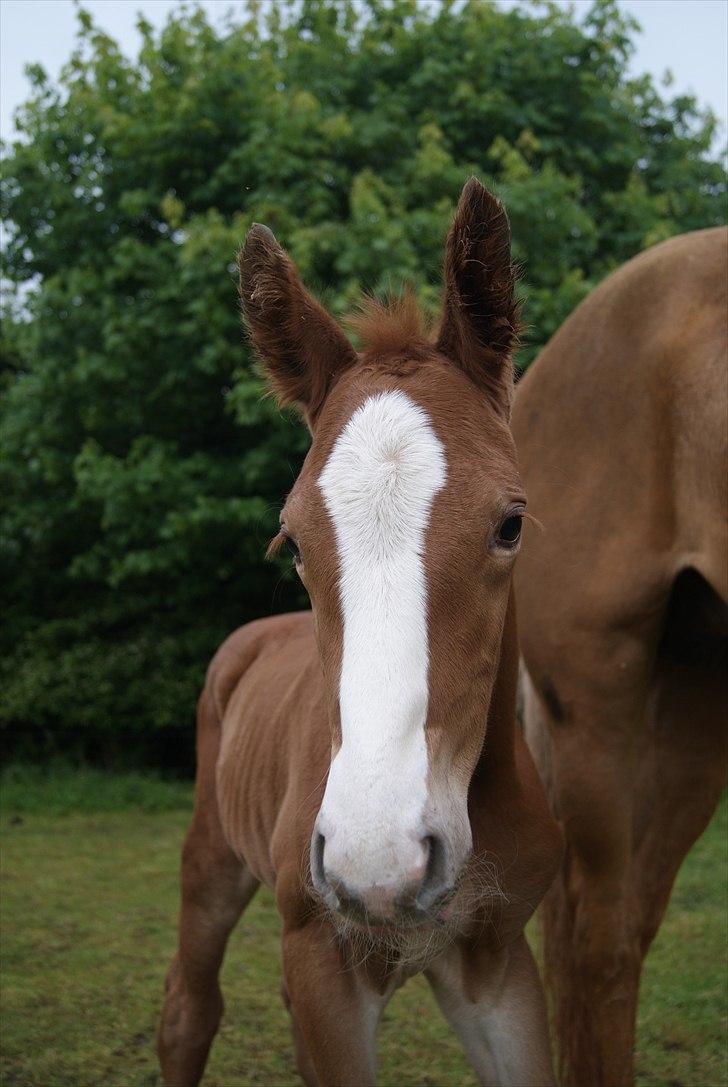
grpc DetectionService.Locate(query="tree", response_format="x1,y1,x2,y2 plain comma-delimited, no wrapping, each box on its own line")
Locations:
1,0,725,768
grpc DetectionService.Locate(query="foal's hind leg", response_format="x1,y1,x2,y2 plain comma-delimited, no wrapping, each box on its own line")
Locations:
158,686,260,1087
158,813,259,1087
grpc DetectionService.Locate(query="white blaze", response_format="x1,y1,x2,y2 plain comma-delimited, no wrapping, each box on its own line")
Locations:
317,390,447,888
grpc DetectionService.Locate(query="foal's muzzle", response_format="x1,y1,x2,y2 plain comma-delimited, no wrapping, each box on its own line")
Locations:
310,829,453,925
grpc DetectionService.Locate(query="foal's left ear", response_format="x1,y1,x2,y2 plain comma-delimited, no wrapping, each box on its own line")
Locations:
436,178,519,418
238,224,358,426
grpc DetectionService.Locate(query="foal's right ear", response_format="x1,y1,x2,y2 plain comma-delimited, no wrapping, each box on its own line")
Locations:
238,225,358,425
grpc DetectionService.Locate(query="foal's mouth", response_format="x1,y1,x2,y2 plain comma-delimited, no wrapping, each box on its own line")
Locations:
329,889,459,935
343,909,453,936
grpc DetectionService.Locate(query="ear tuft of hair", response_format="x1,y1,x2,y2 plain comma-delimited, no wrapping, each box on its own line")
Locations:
436,177,519,416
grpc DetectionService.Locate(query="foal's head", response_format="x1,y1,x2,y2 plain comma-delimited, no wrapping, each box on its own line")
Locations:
239,178,522,931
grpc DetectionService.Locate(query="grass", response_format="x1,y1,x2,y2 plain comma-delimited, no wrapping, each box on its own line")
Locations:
0,763,192,818
0,769,725,1087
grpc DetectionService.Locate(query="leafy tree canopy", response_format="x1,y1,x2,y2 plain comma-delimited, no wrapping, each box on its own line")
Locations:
1,0,725,768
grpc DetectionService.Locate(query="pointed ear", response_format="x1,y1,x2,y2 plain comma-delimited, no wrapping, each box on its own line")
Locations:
436,178,519,417
238,225,357,425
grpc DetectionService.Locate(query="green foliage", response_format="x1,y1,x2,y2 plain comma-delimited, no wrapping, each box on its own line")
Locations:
1,0,725,767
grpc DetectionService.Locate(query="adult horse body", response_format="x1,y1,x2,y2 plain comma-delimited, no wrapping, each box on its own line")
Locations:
158,180,562,1087
513,227,728,1087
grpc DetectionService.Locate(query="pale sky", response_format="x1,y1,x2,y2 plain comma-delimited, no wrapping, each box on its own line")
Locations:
1,0,727,145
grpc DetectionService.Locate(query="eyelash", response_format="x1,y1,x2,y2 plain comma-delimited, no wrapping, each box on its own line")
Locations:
283,535,301,564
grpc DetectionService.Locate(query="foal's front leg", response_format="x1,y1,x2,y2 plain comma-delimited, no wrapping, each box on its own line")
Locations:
427,935,555,1087
282,921,387,1087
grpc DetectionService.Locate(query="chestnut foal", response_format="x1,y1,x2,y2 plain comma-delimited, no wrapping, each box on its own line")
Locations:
158,179,562,1087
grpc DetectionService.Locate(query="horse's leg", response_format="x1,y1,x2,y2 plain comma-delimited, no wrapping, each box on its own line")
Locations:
426,935,554,1086
158,686,261,1087
281,921,387,1087
524,667,647,1087
527,571,728,1087
281,982,319,1087
635,651,727,955
158,813,259,1087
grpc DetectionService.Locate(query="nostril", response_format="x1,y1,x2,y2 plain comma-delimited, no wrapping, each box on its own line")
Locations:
424,834,445,885
310,831,326,892
418,834,449,909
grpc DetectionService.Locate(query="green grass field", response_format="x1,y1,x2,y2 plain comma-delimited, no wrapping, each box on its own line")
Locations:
1,767,726,1087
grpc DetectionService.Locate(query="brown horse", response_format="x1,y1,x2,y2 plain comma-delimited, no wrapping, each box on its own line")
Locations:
513,227,728,1087
157,179,562,1087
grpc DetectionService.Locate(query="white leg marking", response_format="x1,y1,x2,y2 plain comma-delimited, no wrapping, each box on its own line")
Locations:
317,390,447,887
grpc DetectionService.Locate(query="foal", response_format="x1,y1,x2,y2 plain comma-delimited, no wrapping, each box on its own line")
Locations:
158,178,562,1087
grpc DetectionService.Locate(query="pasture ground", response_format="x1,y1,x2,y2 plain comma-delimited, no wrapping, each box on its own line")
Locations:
1,766,726,1087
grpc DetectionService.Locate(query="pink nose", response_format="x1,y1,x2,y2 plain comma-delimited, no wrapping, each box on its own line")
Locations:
329,864,427,921
311,833,452,922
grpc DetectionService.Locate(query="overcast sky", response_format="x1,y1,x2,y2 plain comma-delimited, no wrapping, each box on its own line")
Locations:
1,0,727,145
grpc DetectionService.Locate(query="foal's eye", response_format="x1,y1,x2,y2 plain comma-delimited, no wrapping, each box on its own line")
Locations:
284,535,301,565
495,512,523,548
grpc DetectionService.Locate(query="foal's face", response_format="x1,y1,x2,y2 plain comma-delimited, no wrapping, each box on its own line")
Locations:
283,368,523,924
239,178,520,928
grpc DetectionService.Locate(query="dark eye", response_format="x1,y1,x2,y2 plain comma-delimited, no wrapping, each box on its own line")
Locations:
496,513,523,548
284,535,301,564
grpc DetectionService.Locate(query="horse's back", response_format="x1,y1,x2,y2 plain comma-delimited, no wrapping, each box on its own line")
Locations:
514,227,728,652
515,227,727,465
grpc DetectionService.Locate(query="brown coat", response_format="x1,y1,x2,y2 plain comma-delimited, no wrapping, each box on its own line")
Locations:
513,226,728,1087
158,179,563,1087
